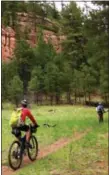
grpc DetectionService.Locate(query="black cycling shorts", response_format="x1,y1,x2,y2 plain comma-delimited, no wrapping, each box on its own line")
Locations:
18,125,30,132
12,125,29,137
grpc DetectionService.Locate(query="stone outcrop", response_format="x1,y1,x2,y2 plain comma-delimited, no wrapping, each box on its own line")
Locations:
2,26,16,61
2,13,65,61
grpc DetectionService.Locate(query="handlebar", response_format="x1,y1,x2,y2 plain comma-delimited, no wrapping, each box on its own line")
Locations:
29,124,40,133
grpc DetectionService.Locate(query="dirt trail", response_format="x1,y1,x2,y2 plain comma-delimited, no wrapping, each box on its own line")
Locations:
2,129,90,175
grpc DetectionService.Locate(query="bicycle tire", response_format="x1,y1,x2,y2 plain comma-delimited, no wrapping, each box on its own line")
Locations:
8,140,22,170
27,136,38,161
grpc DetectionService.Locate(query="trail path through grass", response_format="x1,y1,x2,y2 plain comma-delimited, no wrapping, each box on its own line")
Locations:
2,129,90,175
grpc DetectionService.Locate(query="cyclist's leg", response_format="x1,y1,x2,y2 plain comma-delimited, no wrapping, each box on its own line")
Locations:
26,130,31,142
98,113,103,123
18,125,31,146
97,113,100,123
101,113,103,122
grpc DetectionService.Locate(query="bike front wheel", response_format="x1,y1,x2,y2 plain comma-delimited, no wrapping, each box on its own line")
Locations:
27,136,38,161
8,141,22,170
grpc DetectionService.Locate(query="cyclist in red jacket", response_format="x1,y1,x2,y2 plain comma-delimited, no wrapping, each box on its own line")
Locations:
12,99,39,147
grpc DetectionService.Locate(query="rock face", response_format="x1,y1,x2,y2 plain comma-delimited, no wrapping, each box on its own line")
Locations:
2,13,65,61
2,26,16,61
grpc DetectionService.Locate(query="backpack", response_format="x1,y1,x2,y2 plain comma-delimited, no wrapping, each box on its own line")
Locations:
9,108,22,127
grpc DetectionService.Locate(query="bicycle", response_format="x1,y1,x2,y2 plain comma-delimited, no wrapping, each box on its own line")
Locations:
8,124,39,170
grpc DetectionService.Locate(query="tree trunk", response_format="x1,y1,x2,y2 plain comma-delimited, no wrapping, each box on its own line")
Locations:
88,93,91,102
104,94,107,104
10,15,13,26
1,102,3,110
44,93,48,105
38,93,43,105
45,94,48,100
84,91,87,104
74,91,77,104
55,94,60,104
79,92,81,104
34,92,37,103
36,93,39,105
50,94,54,105
67,91,72,104
15,98,19,108
40,94,43,105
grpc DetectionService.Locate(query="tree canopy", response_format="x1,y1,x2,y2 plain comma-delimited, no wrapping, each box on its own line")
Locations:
2,1,109,105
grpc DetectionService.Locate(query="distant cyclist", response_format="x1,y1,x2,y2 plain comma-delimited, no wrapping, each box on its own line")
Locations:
11,99,39,147
96,102,106,123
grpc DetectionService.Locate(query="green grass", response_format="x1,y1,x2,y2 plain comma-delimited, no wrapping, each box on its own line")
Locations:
2,104,108,174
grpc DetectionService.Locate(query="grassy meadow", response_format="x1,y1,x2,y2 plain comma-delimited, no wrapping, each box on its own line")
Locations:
2,104,108,175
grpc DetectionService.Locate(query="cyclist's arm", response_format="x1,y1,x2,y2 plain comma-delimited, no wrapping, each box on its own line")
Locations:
27,110,37,125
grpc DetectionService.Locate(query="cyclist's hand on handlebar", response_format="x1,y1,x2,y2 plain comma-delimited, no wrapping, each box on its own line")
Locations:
34,124,40,128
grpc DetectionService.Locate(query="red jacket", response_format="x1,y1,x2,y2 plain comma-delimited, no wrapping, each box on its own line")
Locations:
20,107,37,125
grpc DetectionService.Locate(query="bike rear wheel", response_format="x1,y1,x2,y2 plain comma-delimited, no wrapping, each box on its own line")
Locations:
8,141,22,170
28,136,38,161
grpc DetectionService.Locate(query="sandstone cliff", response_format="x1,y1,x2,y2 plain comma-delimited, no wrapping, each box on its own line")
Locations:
2,13,65,61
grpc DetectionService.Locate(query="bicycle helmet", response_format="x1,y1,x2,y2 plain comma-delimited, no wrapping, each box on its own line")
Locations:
21,99,28,108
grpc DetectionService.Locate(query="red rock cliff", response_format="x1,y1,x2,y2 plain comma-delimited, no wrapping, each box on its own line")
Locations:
2,13,65,61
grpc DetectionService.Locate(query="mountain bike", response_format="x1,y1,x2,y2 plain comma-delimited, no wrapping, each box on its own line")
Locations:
8,125,39,170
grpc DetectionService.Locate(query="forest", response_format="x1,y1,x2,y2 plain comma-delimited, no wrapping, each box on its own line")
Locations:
1,1,109,106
